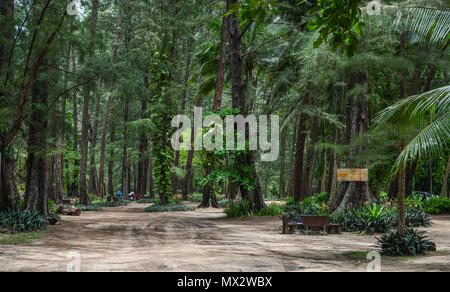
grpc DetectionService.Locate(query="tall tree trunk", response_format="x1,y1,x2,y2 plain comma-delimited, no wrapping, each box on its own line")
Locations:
79,0,99,205
227,0,265,211
24,70,49,214
199,9,228,208
122,97,129,196
320,148,328,194
71,52,80,197
98,10,122,198
107,121,115,197
138,96,149,195
287,116,299,196
279,129,287,198
54,43,72,202
332,72,375,212
88,79,102,195
0,0,20,211
305,114,319,198
292,95,309,202
173,44,193,196
148,153,154,197
441,156,450,198
397,142,406,236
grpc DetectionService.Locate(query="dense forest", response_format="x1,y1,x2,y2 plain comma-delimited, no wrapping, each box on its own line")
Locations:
0,0,448,224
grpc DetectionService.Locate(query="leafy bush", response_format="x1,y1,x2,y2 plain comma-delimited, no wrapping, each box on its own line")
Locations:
300,193,331,216
423,197,450,215
136,198,157,204
224,200,284,218
283,198,302,220
376,229,436,256
255,204,284,217
186,193,203,203
332,203,431,234
405,205,432,227
144,203,195,213
0,209,48,233
224,200,253,218
332,203,396,234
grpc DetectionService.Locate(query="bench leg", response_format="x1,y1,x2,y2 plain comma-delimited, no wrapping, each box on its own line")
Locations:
305,225,309,235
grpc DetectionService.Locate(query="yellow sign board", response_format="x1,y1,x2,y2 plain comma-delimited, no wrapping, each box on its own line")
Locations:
337,169,369,182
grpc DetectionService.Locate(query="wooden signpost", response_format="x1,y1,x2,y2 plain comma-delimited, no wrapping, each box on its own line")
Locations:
337,169,369,182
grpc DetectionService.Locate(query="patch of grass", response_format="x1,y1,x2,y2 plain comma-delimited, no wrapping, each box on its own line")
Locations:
96,200,131,208
0,232,41,245
144,203,195,213
347,251,370,260
136,198,157,204
67,204,102,212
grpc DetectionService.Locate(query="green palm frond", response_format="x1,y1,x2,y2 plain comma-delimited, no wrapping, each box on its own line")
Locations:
373,85,450,172
373,86,450,129
404,7,450,49
394,112,450,170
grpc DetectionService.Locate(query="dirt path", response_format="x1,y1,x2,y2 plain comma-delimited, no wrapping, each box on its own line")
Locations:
0,203,449,272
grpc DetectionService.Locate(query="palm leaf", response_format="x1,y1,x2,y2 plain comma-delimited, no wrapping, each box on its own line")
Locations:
373,86,450,130
394,112,450,171
373,86,450,172
403,7,450,49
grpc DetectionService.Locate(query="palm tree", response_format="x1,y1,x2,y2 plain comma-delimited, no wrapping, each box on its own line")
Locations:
373,4,450,235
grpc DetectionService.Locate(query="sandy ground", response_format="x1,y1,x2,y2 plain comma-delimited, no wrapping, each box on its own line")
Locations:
0,202,449,272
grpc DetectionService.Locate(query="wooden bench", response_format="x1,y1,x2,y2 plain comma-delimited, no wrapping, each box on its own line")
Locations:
301,216,330,235
279,215,299,234
62,200,71,205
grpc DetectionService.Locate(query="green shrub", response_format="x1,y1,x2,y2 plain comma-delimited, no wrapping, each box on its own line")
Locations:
332,203,431,234
256,204,284,216
0,209,48,233
332,204,396,234
405,205,432,227
299,193,331,216
376,229,436,256
283,198,302,220
136,198,157,204
186,193,203,203
144,203,195,213
423,197,450,215
224,200,253,218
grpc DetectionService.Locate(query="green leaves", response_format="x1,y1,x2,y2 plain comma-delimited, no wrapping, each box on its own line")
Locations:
373,86,450,172
403,7,450,50
226,0,278,27
376,229,436,256
307,0,364,57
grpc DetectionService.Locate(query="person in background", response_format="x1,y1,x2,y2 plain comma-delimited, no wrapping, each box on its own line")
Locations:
117,190,123,200
128,191,135,201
